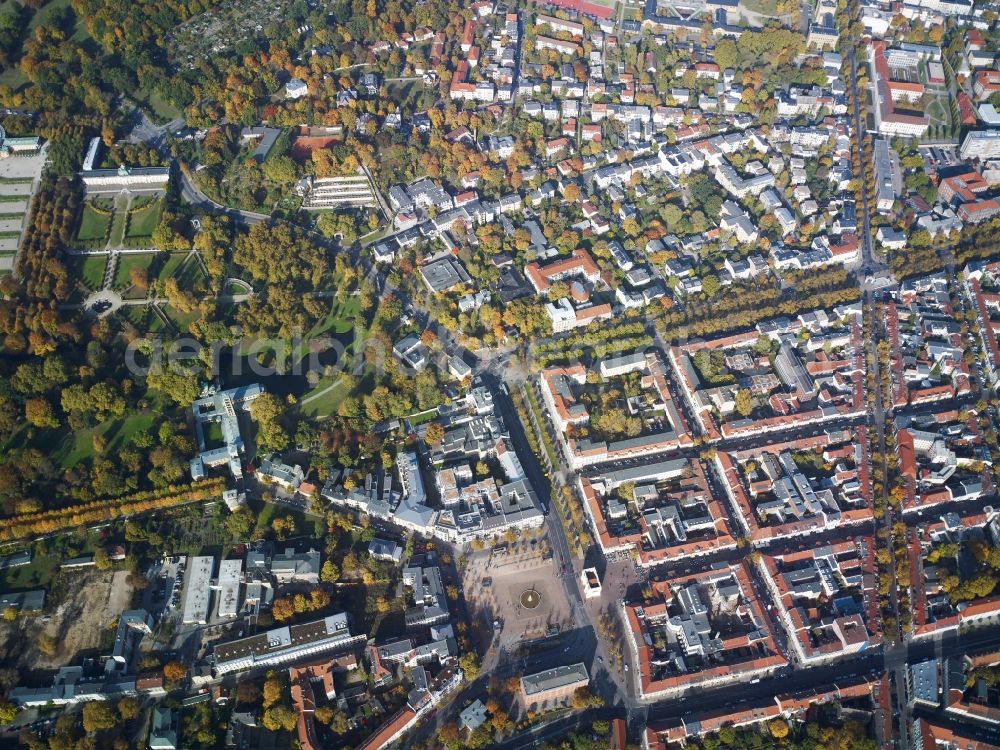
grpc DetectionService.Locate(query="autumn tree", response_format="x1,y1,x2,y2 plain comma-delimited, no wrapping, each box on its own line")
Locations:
116,696,139,721
236,681,262,704
93,548,111,570
262,677,284,708
768,719,790,739
162,660,186,684
251,392,290,453
36,632,57,657
459,652,480,680
734,388,755,418
24,397,58,428
424,422,445,445
129,266,149,289
82,700,117,733
321,559,340,583
262,705,298,731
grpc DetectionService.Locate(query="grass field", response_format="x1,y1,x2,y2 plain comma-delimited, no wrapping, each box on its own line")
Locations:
0,551,60,592
66,255,107,291
307,297,361,339
295,299,367,420
76,204,111,242
202,420,224,448
114,253,155,291
925,95,952,130
164,304,200,332
126,200,163,238
151,252,186,284
300,376,353,418
173,256,208,292
292,296,362,369
52,411,156,468
135,87,182,124
109,209,127,246
255,501,322,532
120,304,167,334
740,0,781,14
1,391,166,474
384,80,437,114
0,67,27,89
225,280,251,295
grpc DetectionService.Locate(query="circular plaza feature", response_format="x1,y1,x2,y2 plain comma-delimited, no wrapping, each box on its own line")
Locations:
519,587,541,609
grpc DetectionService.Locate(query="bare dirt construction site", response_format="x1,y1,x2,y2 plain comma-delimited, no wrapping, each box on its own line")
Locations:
0,570,133,671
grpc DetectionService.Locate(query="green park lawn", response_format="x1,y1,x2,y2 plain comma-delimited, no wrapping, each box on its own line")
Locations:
76,204,112,242
135,87,183,124
202,420,224,448
120,304,167,334
1,391,166,476
299,361,371,420
126,200,163,238
383,80,436,114
54,409,160,468
173,256,208,292
307,297,361,339
164,304,201,333
299,376,353,419
109,209,127,246
225,280,252,295
295,299,371,418
67,255,108,292
155,252,187,284
0,67,27,89
740,0,781,13
0,551,61,592
114,253,155,290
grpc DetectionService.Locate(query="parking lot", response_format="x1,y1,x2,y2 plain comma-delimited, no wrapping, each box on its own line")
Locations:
140,555,186,618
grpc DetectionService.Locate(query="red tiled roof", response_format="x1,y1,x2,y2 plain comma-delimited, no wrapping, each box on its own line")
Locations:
529,0,615,19
524,248,601,293
353,707,418,750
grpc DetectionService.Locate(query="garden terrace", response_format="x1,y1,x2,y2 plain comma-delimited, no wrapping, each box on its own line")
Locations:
623,561,785,699
907,510,1000,639
895,409,991,516
716,428,873,544
578,457,736,566
538,349,692,469
885,274,972,408
670,305,864,440
758,537,881,665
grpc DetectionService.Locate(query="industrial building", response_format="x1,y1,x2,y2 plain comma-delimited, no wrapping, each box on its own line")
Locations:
181,556,215,625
